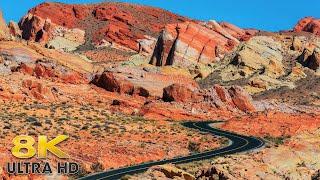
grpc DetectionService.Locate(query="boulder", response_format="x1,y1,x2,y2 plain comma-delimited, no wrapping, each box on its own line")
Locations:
291,36,304,51
133,87,150,97
213,84,234,107
92,72,134,94
96,66,200,98
60,72,85,84
163,84,199,103
228,86,256,112
249,78,268,89
162,83,256,112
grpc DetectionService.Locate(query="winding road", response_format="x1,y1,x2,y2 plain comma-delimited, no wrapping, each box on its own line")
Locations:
79,121,265,180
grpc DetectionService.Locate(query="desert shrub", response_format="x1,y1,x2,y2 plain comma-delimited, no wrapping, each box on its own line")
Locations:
188,141,200,153
91,162,104,172
264,135,290,146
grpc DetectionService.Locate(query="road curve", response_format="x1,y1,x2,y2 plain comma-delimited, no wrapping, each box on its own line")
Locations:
79,121,264,180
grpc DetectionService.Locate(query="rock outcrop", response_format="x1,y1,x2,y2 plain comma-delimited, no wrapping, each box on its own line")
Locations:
91,65,199,98
19,13,53,42
0,11,9,40
149,164,195,180
163,84,200,103
17,63,86,84
19,2,191,51
298,47,320,71
202,85,256,112
150,21,254,68
92,72,135,95
22,79,55,101
229,36,285,79
8,21,22,38
200,34,319,94
294,17,320,36
228,86,256,112
19,13,86,51
162,83,255,112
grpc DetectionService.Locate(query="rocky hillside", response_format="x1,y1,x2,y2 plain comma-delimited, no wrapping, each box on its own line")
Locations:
19,2,192,52
199,31,320,106
17,2,258,67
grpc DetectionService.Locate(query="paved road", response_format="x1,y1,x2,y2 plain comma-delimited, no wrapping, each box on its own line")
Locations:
79,121,265,180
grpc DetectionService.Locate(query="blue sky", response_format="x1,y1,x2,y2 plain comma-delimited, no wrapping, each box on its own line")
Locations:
0,0,319,31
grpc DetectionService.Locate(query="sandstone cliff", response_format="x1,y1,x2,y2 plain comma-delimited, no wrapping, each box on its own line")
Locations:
150,21,255,68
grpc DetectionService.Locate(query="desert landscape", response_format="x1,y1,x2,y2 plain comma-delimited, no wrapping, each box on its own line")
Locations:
0,1,319,179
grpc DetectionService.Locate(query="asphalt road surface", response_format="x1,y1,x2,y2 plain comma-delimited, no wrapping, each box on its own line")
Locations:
79,121,265,180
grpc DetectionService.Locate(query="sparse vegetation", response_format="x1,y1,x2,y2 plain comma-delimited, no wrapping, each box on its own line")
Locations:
264,135,291,146
0,101,224,178
188,141,200,153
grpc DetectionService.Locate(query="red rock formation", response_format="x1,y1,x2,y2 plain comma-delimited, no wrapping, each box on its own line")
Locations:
19,63,34,75
8,21,22,38
202,85,255,112
22,79,55,101
0,11,9,40
213,84,234,107
163,84,200,103
34,64,55,78
228,86,256,112
162,83,255,112
294,17,320,36
92,72,134,95
220,22,256,41
133,87,150,98
19,14,54,42
18,63,86,84
19,2,191,51
60,73,84,84
150,21,255,68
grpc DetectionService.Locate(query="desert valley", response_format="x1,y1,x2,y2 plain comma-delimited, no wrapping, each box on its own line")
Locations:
0,1,319,179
